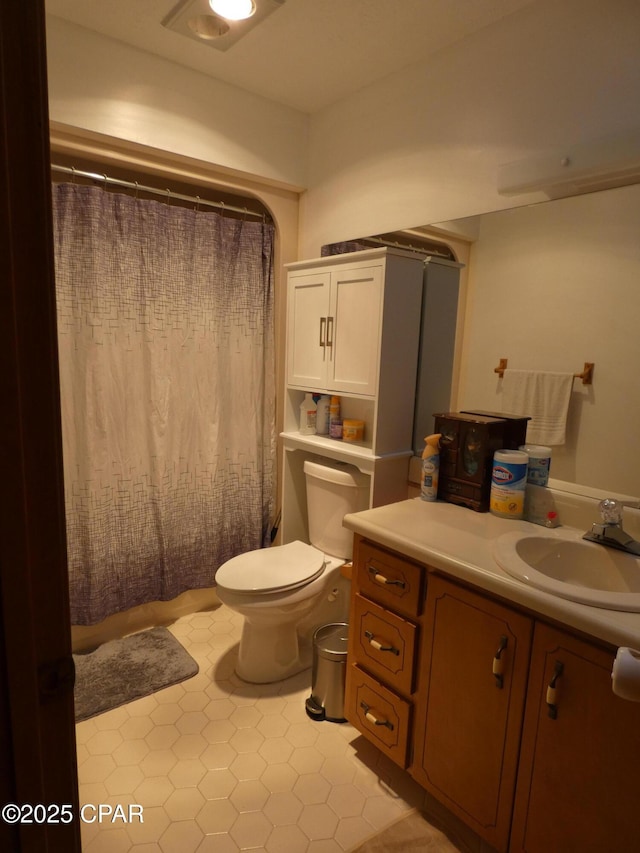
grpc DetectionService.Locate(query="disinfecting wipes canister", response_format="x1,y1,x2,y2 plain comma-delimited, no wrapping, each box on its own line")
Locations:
519,444,552,486
490,449,529,519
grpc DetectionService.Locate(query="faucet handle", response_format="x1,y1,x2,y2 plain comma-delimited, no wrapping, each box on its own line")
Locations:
599,498,623,525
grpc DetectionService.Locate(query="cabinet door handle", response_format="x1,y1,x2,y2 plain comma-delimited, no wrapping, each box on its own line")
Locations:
546,660,564,720
492,635,508,689
319,316,326,353
360,701,394,730
364,630,400,656
368,567,406,588
326,315,334,358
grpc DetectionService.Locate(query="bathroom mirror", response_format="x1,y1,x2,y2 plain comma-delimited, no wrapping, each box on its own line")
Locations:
373,183,640,498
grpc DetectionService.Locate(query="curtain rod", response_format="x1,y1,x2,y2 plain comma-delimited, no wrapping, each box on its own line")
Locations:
362,234,455,261
50,164,268,221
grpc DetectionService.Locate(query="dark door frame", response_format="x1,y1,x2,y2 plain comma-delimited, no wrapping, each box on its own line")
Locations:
0,2,80,851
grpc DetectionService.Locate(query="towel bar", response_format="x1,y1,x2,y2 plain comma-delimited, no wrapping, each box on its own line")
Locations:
494,358,593,385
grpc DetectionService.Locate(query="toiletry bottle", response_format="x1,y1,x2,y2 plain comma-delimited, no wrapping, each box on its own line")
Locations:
421,434,441,501
315,395,331,435
299,393,317,435
329,395,341,438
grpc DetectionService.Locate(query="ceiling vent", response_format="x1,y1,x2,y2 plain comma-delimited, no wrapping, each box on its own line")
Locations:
162,0,285,52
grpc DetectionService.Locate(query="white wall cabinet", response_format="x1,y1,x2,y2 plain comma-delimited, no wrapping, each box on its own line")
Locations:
287,262,383,396
280,248,424,544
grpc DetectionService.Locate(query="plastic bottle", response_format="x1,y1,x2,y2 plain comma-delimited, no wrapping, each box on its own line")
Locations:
299,393,317,435
519,444,552,486
329,396,342,439
315,395,331,435
421,434,441,501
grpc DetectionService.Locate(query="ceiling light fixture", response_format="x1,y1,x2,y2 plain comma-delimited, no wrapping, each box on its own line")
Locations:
208,0,256,21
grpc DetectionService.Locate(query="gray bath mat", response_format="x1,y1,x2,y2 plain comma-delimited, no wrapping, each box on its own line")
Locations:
348,809,462,852
73,626,199,722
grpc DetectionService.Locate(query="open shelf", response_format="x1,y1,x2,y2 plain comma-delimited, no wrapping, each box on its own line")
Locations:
280,430,413,474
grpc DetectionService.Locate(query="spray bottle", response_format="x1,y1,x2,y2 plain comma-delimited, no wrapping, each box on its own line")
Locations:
421,433,441,501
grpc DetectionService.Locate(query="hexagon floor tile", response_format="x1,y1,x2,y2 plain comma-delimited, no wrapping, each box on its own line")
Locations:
75,604,442,852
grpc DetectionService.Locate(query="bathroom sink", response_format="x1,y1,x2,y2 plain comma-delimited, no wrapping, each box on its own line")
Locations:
493,527,640,611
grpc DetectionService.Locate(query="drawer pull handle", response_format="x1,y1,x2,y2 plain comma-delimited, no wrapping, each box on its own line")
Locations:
368,567,406,588
364,630,400,655
492,635,508,689
319,316,326,351
546,660,564,720
360,701,394,730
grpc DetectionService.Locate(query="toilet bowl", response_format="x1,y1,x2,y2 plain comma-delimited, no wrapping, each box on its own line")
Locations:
215,459,369,683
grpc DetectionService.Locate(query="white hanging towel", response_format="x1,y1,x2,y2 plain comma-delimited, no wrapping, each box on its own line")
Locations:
501,369,574,445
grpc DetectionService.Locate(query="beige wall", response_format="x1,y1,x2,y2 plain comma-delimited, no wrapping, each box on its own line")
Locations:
46,16,309,190
302,0,640,256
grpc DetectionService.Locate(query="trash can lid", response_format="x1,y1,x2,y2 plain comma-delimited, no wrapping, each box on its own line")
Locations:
313,623,349,660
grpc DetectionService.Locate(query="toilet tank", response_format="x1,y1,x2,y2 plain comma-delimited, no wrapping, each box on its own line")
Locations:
303,459,370,559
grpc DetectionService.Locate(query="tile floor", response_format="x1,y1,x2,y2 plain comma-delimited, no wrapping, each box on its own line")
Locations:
75,604,434,852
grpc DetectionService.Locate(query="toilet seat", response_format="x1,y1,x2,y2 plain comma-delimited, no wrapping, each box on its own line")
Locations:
215,540,326,594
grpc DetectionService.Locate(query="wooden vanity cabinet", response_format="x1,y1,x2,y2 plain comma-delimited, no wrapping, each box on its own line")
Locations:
510,623,640,853
412,574,533,853
346,534,640,853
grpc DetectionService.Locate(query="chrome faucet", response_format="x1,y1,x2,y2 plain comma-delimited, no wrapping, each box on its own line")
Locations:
583,498,640,556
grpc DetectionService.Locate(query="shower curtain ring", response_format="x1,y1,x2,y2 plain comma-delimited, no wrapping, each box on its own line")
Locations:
165,188,171,205
102,173,108,191
134,181,139,199
71,166,76,184
194,195,200,212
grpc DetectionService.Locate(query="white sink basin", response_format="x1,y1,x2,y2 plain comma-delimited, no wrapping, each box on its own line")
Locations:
493,527,640,611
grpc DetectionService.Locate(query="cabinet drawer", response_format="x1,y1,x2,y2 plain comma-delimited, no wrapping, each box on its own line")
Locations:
355,540,423,619
345,663,411,768
352,594,417,696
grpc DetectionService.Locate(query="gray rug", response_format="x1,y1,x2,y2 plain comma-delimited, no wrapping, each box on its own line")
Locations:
73,626,199,722
349,810,462,853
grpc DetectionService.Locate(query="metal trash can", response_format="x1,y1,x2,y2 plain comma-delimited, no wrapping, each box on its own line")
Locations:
305,622,349,723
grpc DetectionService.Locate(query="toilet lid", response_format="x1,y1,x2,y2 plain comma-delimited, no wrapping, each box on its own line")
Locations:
215,541,326,594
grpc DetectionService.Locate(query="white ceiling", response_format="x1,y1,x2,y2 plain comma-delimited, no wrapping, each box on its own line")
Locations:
46,0,536,114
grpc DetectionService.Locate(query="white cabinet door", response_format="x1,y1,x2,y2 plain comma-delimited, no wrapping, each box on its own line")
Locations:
329,264,382,396
286,270,331,388
287,263,383,397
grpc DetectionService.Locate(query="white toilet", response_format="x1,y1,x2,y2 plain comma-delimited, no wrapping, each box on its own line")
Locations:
215,459,369,683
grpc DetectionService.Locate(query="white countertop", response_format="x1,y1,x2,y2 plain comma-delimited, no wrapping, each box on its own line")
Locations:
343,497,640,650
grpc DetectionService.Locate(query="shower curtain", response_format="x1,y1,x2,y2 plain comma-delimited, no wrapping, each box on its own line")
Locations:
52,184,275,625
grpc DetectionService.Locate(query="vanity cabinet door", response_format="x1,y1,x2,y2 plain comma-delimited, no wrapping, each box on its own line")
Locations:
510,623,640,853
412,575,533,853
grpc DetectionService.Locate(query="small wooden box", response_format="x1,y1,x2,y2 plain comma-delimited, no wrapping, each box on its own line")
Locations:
434,412,529,512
